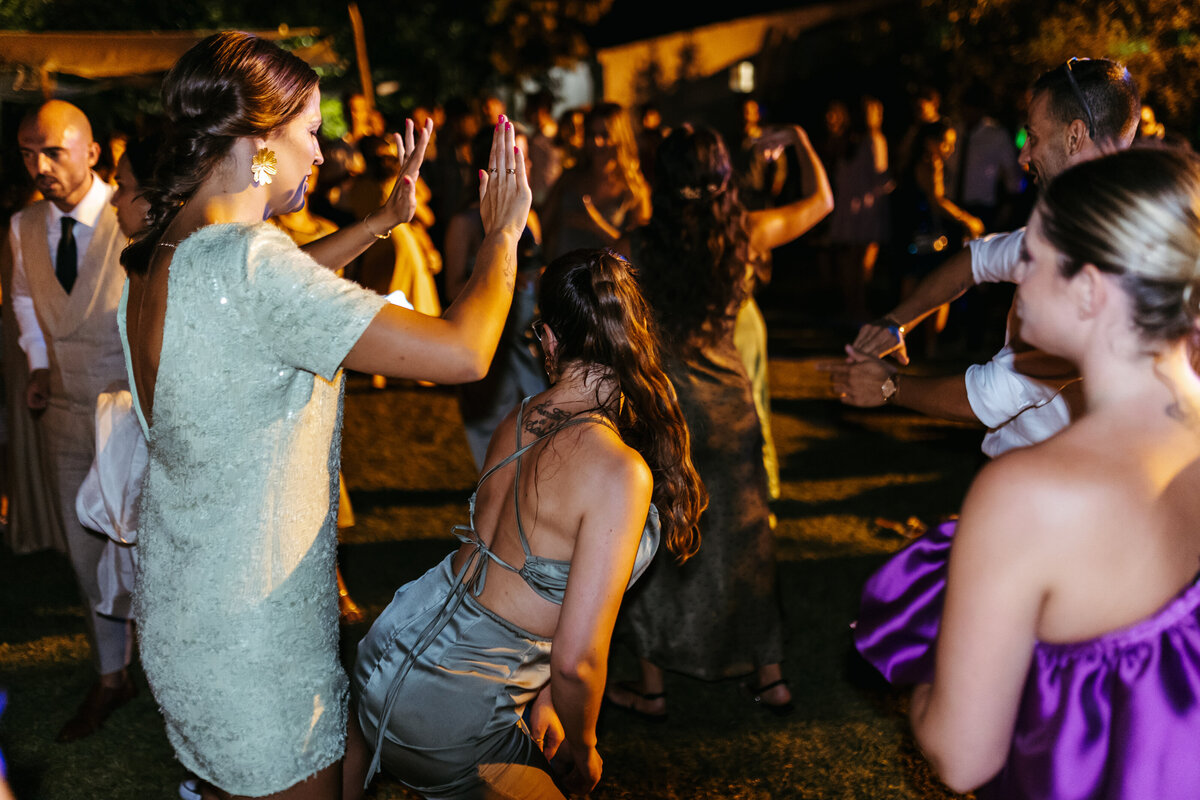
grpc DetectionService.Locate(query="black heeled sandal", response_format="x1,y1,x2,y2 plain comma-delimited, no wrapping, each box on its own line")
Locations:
745,678,795,717
604,680,667,723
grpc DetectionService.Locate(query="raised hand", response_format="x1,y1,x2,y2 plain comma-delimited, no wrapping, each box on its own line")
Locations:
479,115,532,237
755,124,810,162
378,117,434,228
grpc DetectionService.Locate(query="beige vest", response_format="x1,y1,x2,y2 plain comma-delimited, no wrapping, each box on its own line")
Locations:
19,199,127,419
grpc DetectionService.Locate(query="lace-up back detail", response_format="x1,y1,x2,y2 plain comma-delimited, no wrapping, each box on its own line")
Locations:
454,396,658,604
361,395,660,786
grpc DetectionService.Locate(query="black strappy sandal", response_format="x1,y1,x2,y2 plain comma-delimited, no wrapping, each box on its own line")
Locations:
745,678,795,718
604,680,668,723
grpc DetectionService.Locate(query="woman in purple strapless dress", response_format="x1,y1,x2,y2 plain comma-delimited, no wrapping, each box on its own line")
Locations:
854,148,1200,799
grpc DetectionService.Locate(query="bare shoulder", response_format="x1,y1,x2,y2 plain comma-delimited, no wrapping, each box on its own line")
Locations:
478,404,523,466
570,422,652,501
960,434,1109,554
513,400,652,499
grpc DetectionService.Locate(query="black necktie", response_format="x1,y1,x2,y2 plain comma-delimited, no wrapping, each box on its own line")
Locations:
57,217,77,293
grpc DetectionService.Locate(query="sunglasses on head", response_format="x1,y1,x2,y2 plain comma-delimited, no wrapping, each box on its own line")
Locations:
1062,57,1097,141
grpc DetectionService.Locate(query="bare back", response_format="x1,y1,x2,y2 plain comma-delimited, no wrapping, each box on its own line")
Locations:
452,394,650,640
124,248,172,426
1027,411,1200,643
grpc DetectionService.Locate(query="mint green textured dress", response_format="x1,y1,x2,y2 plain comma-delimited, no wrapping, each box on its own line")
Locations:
119,223,386,796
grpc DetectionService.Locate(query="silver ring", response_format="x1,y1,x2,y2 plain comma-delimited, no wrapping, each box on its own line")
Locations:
489,168,498,173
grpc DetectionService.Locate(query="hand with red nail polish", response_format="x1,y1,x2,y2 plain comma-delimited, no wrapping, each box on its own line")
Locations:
375,117,434,230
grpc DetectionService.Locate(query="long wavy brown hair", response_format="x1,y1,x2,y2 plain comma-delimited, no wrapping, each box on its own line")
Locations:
633,124,758,350
539,249,705,560
578,103,644,191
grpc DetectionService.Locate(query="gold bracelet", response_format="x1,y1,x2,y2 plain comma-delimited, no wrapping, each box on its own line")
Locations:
363,212,392,240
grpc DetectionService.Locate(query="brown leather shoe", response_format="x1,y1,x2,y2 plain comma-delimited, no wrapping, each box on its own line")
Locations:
56,676,138,742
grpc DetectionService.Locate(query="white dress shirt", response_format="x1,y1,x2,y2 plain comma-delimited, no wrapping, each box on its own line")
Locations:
10,172,115,372
964,226,1075,457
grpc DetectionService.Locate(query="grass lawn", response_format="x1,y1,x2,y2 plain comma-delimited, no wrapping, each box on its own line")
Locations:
0,348,980,799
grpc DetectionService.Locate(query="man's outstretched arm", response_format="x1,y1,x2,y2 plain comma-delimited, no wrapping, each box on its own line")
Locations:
851,247,976,365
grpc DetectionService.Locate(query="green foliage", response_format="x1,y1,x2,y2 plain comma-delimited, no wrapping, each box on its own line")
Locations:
488,0,614,78
920,0,1200,125
2,0,613,115
318,95,347,141
345,0,612,114
0,0,47,29
0,0,353,31
345,0,494,113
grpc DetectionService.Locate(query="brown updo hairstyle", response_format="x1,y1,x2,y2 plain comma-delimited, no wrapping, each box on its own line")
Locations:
121,31,319,275
1038,147,1200,343
539,249,705,560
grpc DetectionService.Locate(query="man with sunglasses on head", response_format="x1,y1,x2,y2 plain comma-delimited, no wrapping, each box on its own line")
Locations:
833,58,1140,458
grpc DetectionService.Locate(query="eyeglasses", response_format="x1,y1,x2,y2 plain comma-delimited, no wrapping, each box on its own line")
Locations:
531,319,546,342
1062,57,1097,141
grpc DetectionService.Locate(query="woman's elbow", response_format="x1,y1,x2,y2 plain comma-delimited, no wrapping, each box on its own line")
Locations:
551,651,603,687
932,757,1001,795
918,735,1005,794
431,339,493,384
817,187,835,219
454,348,493,383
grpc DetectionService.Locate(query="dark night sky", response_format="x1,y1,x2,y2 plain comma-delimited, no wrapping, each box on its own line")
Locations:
586,0,819,48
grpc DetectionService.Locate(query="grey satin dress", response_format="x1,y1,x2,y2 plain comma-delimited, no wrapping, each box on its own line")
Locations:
354,398,660,798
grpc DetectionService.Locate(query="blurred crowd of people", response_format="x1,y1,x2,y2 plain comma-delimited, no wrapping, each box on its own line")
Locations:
4,78,1187,365
4,40,1200,800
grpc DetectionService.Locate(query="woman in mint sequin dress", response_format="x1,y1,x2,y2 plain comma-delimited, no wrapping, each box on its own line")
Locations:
119,33,531,800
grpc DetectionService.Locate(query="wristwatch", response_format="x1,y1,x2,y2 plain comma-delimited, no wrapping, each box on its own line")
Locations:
881,373,900,404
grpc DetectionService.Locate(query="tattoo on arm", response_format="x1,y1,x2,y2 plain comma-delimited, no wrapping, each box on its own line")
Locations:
525,401,572,435
504,251,516,293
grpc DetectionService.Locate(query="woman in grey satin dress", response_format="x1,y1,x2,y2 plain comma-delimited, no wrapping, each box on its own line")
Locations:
351,249,706,799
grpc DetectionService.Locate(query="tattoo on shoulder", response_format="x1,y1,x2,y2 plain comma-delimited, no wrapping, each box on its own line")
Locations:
525,401,572,435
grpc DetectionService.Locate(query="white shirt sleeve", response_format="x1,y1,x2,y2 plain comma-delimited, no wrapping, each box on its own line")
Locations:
969,227,1026,284
965,344,1074,457
9,214,50,372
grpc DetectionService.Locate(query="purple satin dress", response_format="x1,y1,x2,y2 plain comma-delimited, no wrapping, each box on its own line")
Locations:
854,520,1200,800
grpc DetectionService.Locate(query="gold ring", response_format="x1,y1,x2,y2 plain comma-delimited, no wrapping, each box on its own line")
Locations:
506,168,516,174
489,168,498,173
